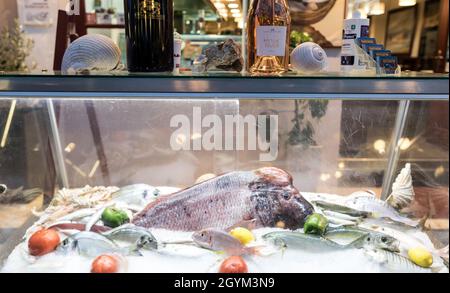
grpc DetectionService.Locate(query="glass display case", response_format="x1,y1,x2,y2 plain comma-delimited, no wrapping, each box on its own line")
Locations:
0,72,448,273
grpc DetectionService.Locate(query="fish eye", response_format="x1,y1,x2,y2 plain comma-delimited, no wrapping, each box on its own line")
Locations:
282,193,290,200
366,237,371,242
381,237,388,243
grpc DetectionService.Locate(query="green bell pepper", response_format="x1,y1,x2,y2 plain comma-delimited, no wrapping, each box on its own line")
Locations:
304,213,329,235
101,207,129,228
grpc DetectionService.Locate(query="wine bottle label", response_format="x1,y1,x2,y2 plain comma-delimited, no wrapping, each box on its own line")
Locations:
139,0,162,19
256,26,287,57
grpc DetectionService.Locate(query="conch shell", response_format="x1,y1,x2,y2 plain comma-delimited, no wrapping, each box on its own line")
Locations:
290,42,328,73
62,34,121,73
387,163,415,210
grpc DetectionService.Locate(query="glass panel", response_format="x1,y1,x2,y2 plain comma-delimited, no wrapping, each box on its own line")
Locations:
237,99,400,196
55,98,239,187
52,98,401,195
0,96,448,272
0,98,54,262
396,100,449,247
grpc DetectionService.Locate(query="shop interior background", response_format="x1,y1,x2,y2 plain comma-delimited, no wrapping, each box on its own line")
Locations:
0,0,448,73
0,0,449,265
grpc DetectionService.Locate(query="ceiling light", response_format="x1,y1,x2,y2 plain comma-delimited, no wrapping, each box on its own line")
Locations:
373,139,386,155
369,1,385,15
399,0,416,6
214,2,225,9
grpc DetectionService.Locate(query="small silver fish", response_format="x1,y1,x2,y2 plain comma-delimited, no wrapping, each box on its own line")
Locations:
192,228,260,255
343,195,419,227
57,231,141,257
102,224,158,250
263,231,348,252
365,249,434,273
112,184,159,206
263,230,399,252
313,200,370,217
333,228,400,253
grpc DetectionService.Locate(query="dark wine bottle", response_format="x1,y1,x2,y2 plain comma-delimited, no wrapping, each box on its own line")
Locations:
124,0,174,72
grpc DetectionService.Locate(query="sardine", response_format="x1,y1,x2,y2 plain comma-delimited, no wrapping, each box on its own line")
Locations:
263,231,348,252
262,230,399,252
343,195,419,227
313,194,419,227
102,224,158,250
192,228,260,255
325,227,400,252
359,221,439,257
365,248,433,273
313,200,370,217
57,231,141,257
112,184,159,206
132,168,314,231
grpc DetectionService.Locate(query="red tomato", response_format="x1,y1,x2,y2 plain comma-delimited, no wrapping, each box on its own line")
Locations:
219,256,248,273
91,254,119,273
28,229,60,256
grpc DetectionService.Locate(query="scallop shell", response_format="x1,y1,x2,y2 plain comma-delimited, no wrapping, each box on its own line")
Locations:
62,34,121,73
387,163,415,210
290,42,327,73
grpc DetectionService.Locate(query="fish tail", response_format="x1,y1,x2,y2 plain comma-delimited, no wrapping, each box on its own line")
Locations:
226,219,257,232
438,245,449,264
124,245,143,256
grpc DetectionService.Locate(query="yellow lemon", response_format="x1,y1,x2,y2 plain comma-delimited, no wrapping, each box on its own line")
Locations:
408,247,433,268
230,227,255,245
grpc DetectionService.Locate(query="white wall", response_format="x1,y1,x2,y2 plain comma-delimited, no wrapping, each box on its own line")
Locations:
16,0,68,71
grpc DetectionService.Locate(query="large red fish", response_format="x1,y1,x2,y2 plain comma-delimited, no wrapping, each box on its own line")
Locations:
132,167,314,231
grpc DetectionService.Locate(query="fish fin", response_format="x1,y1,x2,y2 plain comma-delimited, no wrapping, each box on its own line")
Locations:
438,245,449,265
125,246,143,256
226,219,257,232
244,245,265,256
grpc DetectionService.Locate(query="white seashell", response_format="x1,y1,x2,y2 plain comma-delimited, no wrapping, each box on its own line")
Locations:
387,163,415,210
290,42,328,73
61,34,121,73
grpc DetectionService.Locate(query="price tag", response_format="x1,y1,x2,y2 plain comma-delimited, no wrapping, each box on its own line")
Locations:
256,26,287,57
19,0,53,26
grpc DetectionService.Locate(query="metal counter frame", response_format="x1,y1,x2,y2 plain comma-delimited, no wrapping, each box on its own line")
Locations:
0,75,448,99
